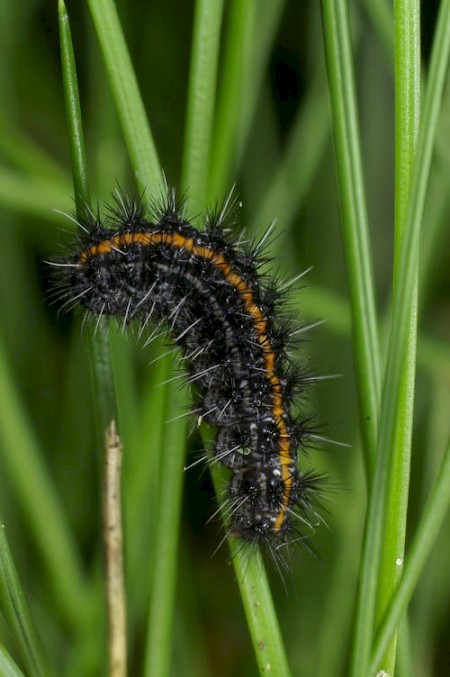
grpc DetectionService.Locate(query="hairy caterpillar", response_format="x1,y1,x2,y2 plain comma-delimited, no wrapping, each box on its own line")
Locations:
51,189,325,561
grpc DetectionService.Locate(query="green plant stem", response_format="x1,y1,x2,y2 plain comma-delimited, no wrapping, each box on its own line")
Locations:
209,459,292,677
375,3,420,672
208,0,255,199
125,347,171,632
0,524,51,676
59,0,90,210
369,436,450,673
320,0,381,474
87,0,163,194
143,381,188,677
182,0,224,212
350,1,450,674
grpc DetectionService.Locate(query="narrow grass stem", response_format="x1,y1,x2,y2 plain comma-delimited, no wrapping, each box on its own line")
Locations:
182,0,224,212
374,3,420,671
208,0,255,199
143,381,188,677
320,0,381,475
208,459,292,677
59,0,90,210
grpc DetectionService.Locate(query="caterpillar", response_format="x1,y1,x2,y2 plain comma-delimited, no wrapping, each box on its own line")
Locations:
51,188,325,561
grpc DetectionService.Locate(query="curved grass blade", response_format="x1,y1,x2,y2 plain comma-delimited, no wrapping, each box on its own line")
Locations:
87,0,163,194
0,524,52,676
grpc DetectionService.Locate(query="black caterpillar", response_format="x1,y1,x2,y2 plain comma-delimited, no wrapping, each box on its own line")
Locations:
51,189,324,560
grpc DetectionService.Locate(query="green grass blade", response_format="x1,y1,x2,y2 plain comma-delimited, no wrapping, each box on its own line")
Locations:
87,323,119,434
59,0,119,472
320,0,381,472
181,0,224,212
125,348,171,630
0,525,51,677
209,461,292,677
375,3,420,671
87,0,163,194
0,643,24,677
59,0,90,210
0,341,87,628
208,0,255,199
143,380,188,677
350,2,450,674
369,436,450,673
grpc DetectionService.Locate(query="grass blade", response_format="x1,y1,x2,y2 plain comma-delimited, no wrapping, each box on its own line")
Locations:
182,0,224,211
374,3,420,671
59,0,90,209
249,68,329,240
143,381,188,677
320,0,381,472
87,0,163,194
208,0,255,199
209,461,292,677
59,5,122,674
0,524,51,676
